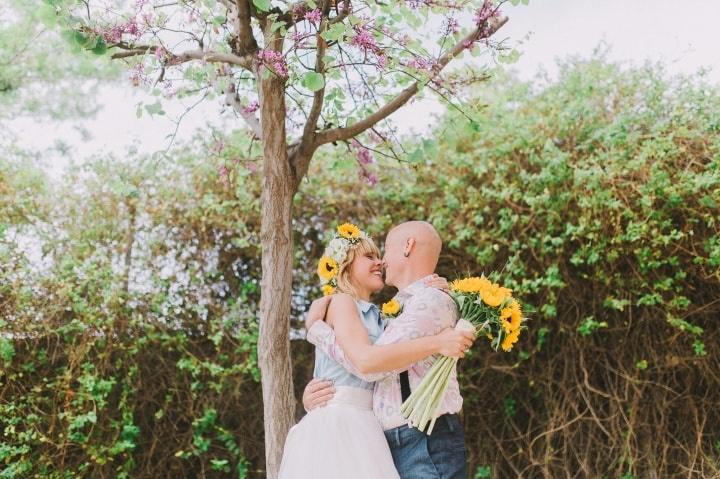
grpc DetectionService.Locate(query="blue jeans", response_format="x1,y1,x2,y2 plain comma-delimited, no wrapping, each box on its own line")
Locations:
384,414,468,479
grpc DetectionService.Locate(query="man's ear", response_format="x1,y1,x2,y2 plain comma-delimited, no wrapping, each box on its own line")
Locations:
403,237,416,257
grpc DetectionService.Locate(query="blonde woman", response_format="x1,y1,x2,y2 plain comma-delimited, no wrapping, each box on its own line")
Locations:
279,224,473,478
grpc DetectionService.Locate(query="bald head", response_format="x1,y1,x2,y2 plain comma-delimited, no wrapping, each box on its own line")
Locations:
383,221,442,288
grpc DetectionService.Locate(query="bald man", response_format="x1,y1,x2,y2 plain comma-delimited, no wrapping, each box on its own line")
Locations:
303,221,469,479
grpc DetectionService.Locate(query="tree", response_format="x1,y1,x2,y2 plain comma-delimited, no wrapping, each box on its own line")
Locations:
51,0,509,474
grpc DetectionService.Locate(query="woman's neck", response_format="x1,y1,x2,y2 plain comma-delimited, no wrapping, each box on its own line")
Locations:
354,286,372,302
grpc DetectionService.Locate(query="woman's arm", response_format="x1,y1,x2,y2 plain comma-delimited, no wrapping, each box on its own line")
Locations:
327,294,472,375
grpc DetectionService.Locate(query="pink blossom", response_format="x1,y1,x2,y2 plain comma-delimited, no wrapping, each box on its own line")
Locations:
408,57,436,72
125,17,140,36
350,26,379,53
356,148,373,165
376,54,388,69
218,165,230,178
362,170,378,186
444,17,459,34
304,9,322,25
258,49,289,77
473,1,501,26
129,63,145,86
292,2,307,18
242,100,259,115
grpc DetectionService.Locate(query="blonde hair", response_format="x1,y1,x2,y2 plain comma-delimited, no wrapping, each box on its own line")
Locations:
335,237,381,299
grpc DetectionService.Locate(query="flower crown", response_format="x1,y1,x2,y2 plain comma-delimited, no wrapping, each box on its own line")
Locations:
317,222,369,296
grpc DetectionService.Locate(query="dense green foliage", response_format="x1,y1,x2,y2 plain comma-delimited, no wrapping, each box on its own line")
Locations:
2,56,720,477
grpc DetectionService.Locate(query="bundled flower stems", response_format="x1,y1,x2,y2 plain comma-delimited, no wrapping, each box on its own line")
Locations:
400,276,526,434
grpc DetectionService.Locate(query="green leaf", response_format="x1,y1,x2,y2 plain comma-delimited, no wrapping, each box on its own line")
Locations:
474,466,492,479
302,71,325,92
0,338,15,365
145,101,165,116
253,0,271,12
499,49,521,64
321,23,347,42
38,3,57,27
91,37,107,55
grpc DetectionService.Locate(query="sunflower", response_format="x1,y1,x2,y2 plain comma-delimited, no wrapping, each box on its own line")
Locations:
501,328,521,352
450,276,491,294
322,284,336,296
480,282,512,308
337,222,361,240
381,299,401,317
317,256,339,281
499,300,522,333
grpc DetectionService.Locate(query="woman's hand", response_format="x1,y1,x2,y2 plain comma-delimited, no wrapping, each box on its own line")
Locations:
424,273,450,292
305,295,333,330
435,327,475,358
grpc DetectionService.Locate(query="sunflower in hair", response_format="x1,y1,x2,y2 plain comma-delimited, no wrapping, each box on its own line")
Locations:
317,256,339,282
337,222,361,240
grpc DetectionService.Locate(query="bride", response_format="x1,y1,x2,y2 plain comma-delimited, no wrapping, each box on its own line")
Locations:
279,224,473,478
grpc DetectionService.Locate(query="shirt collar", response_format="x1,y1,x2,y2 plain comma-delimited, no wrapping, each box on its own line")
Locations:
357,299,378,314
394,274,435,304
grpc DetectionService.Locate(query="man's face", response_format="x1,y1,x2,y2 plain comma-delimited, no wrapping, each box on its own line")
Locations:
381,230,404,287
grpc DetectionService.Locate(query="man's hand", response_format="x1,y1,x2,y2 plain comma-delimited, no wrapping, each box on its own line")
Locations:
302,378,336,412
424,273,449,292
305,295,333,330
435,327,475,358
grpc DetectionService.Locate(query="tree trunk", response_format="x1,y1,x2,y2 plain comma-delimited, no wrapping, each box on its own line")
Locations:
257,70,296,478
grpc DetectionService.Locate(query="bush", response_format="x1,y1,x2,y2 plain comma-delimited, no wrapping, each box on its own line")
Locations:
2,56,719,477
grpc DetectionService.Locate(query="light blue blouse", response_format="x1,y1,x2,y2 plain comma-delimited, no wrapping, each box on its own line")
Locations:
312,299,386,390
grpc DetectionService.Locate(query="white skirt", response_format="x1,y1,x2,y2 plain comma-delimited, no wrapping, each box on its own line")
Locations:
279,386,400,479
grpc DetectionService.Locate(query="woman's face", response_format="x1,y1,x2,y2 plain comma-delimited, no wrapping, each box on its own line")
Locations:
348,250,385,296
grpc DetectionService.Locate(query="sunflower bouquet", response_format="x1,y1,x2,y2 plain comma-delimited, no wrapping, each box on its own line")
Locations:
316,222,366,295
400,275,525,434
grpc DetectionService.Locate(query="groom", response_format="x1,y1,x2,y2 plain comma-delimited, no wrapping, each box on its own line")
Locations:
303,221,470,479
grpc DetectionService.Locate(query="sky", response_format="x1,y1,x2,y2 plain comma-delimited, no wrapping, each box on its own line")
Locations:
8,0,720,177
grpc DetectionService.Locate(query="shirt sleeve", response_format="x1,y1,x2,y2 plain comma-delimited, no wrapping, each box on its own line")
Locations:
306,321,387,382
307,289,458,381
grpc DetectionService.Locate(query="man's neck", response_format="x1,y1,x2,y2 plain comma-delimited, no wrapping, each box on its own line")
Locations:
394,269,434,291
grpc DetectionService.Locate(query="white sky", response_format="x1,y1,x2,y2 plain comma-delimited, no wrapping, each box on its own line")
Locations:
8,0,720,177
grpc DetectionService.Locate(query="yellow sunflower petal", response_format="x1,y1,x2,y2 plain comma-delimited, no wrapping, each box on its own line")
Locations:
382,299,401,316
501,328,521,352
317,256,338,281
337,222,361,239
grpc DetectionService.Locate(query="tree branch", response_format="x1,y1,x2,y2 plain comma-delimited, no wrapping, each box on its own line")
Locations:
225,83,263,139
234,0,260,55
110,44,254,71
315,15,508,146
290,21,328,184
329,0,351,25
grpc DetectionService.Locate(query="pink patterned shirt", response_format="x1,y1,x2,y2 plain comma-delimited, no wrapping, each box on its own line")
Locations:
307,275,463,431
